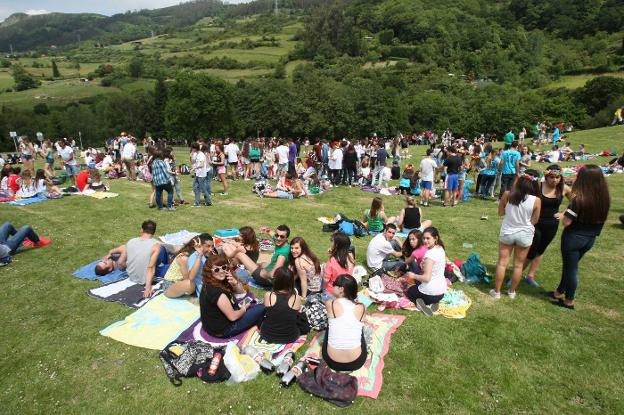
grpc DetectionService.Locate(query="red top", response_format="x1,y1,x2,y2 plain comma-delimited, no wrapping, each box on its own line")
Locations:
8,174,19,194
76,170,90,191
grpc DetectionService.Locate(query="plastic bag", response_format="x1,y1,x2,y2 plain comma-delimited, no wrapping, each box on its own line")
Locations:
223,342,260,383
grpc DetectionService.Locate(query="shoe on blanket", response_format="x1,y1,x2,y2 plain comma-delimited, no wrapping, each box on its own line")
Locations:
416,298,434,317
32,238,52,248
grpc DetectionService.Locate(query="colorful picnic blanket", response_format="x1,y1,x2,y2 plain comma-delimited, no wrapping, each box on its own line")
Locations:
302,313,406,399
239,327,308,366
159,230,200,246
4,196,48,206
88,278,163,308
435,289,472,319
81,191,119,199
100,295,199,350
175,318,251,347
73,259,128,284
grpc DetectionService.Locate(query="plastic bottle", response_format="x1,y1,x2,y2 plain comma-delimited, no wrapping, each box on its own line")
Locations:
208,351,222,376
276,352,295,376
280,360,306,387
243,345,275,373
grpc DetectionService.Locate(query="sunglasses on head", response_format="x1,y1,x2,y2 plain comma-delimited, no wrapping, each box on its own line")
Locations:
212,264,229,273
274,234,287,240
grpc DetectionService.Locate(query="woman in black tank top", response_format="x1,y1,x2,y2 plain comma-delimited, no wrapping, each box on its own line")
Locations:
397,197,432,233
524,165,571,287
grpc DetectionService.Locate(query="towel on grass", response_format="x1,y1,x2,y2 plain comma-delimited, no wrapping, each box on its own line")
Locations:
435,289,472,319
175,318,251,347
100,295,199,350
239,327,308,366
82,191,119,199
302,313,405,399
73,260,128,284
159,230,200,246
88,278,163,308
5,196,48,206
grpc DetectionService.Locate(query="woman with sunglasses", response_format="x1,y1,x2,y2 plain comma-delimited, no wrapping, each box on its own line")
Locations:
199,254,265,338
522,165,571,288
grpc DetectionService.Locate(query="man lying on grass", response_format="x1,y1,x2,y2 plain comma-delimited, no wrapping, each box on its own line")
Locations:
0,221,52,266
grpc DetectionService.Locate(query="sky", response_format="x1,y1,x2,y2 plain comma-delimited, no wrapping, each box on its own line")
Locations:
0,0,250,22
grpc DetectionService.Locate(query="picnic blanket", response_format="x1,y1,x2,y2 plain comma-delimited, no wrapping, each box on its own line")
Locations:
4,196,48,206
88,278,163,308
239,327,308,366
82,191,119,199
159,230,200,246
302,313,406,399
100,295,199,350
73,259,128,284
175,318,251,347
435,289,472,319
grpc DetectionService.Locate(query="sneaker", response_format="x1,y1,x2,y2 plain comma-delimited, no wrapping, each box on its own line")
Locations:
0,256,12,266
167,206,176,211
524,276,539,288
489,289,501,299
415,298,434,316
430,303,440,313
191,203,202,208
508,290,517,300
220,192,228,196
33,238,52,248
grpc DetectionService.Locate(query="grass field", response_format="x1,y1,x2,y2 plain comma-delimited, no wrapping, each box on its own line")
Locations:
1,128,623,414
546,71,624,89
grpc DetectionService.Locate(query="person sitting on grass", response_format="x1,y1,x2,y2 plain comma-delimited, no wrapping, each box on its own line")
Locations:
15,169,38,198
0,221,52,265
405,227,448,316
401,229,427,275
163,234,214,298
222,225,291,288
366,223,403,272
97,220,170,298
34,169,62,198
363,197,394,234
262,172,305,199
324,231,355,293
260,268,309,344
289,236,323,299
323,275,367,372
398,165,414,195
199,254,265,338
396,196,432,234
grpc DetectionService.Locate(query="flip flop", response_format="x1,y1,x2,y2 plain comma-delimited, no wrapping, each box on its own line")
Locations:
552,299,575,310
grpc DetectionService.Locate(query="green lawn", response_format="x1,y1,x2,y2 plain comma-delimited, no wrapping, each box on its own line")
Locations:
546,71,624,89
1,126,623,414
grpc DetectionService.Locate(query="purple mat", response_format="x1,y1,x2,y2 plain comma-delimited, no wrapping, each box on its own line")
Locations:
361,186,377,193
176,319,249,345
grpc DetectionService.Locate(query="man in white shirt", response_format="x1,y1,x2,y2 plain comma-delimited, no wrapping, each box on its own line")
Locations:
190,143,211,207
366,224,403,271
419,148,438,206
328,142,343,185
223,138,240,180
57,139,78,185
121,138,137,181
276,140,290,176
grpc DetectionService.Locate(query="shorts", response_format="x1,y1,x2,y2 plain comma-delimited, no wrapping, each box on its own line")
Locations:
445,174,459,191
65,164,79,177
402,226,424,234
250,158,260,163
420,180,433,190
499,229,534,248
162,280,175,291
217,166,226,175
277,191,293,200
21,154,33,161
228,160,238,166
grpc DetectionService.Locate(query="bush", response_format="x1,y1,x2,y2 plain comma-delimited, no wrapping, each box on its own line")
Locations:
101,77,113,87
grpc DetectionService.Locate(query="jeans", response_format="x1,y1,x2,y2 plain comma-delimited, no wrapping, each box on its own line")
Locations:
0,222,40,254
171,175,183,200
193,176,211,205
480,174,495,197
499,174,516,198
345,167,356,185
155,182,174,208
222,304,266,338
557,229,596,301
382,240,404,271
155,245,171,279
371,166,385,187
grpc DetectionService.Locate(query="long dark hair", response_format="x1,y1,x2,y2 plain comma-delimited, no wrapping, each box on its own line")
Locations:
289,236,321,273
570,164,610,224
370,197,383,218
176,233,212,257
333,274,358,301
423,226,445,249
272,267,295,297
402,229,424,258
202,254,236,294
238,226,259,253
543,164,564,198
330,232,352,269
508,169,540,206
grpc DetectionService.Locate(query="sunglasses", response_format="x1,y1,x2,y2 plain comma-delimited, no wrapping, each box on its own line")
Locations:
211,265,229,273
274,234,288,240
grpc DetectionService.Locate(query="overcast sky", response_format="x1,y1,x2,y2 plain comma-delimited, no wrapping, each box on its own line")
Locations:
0,0,250,22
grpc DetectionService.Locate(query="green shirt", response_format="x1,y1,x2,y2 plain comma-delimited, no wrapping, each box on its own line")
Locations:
365,210,385,232
266,242,290,272
504,131,515,145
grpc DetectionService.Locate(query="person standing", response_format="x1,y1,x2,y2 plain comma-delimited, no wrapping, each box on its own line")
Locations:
549,165,610,310
328,141,343,185
224,138,240,181
121,137,137,181
371,144,389,188
190,143,211,207
498,141,521,199
57,139,79,186
288,139,297,175
343,144,358,186
442,147,463,207
419,148,437,206
504,128,515,149
276,140,290,177
151,149,175,211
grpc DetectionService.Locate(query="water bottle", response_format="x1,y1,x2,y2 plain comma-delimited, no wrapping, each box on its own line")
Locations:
243,345,275,373
275,352,295,376
279,360,306,387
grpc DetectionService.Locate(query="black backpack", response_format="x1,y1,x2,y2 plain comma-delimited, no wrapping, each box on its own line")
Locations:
160,341,229,386
179,164,190,175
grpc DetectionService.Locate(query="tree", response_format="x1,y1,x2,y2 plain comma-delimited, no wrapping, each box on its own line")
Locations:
33,103,50,115
11,64,40,91
577,76,624,115
152,76,167,137
273,63,286,79
128,57,144,78
51,60,60,78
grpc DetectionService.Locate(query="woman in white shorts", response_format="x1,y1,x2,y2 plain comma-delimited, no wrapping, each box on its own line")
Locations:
491,170,541,300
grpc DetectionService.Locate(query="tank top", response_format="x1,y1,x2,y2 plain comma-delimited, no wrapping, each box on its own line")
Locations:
303,262,322,293
403,207,421,229
365,210,384,232
126,238,158,284
164,254,186,282
538,184,563,226
260,293,300,344
328,298,363,350
500,195,536,235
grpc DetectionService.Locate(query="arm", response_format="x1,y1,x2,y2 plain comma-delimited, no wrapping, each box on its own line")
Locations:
414,257,434,283
107,244,126,258
397,209,405,228
530,198,541,225
498,192,509,216
295,258,309,298
265,255,286,279
216,293,248,321
142,244,162,298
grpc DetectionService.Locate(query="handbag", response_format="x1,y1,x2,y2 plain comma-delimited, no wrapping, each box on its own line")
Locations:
301,294,328,331
159,341,216,386
299,361,358,407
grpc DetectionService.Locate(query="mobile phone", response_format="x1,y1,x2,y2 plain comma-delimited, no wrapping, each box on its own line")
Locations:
241,297,253,306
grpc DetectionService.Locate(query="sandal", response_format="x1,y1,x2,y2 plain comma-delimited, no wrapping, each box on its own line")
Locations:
545,291,564,301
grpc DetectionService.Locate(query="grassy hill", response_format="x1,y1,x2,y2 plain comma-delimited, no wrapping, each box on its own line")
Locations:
0,126,623,413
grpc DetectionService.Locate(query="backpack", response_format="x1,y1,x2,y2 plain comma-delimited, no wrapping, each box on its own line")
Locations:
299,360,358,407
160,341,219,386
352,220,368,238
338,221,355,236
461,252,491,284
301,293,328,331
179,164,190,175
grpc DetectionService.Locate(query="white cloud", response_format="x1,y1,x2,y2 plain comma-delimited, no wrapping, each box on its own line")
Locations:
25,9,50,16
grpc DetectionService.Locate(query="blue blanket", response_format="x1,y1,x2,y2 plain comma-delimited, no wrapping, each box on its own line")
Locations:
6,196,48,206
73,260,128,284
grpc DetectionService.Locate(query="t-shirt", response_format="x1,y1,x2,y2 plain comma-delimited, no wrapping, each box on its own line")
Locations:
121,143,136,161
482,157,499,175
224,143,240,163
192,151,207,178
8,175,20,194
324,256,354,292
266,243,290,273
563,200,605,237
504,131,515,145
58,146,76,165
76,170,90,191
366,233,396,269
276,145,290,164
101,155,113,170
200,284,236,336
328,149,343,170
443,155,463,174
419,157,437,182
500,149,520,175
411,245,428,266
417,246,447,296
126,237,158,284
